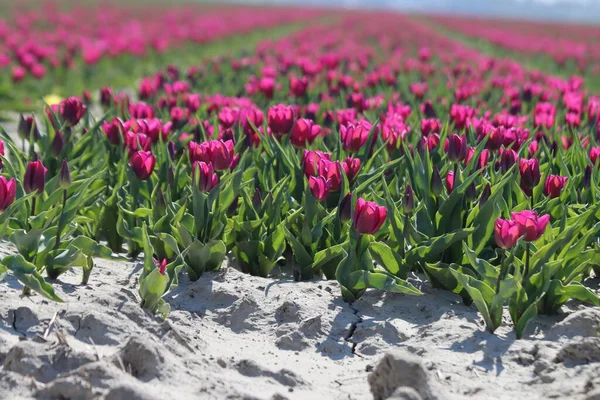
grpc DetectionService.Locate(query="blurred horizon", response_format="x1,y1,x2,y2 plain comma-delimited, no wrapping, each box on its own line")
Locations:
215,0,600,24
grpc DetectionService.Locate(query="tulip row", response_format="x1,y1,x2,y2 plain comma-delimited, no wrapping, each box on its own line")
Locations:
1,11,600,337
0,2,318,110
429,15,600,86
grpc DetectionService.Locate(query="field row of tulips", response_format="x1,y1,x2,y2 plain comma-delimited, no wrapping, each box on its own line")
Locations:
0,1,318,110
1,10,600,339
430,15,600,80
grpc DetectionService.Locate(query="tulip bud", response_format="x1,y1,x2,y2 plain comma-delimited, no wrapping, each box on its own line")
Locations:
267,104,295,135
519,158,541,195
102,119,124,146
46,104,60,130
60,97,86,127
485,127,504,150
24,160,48,195
340,120,372,152
129,151,156,181
290,76,308,97
431,166,443,196
511,210,550,242
445,171,455,194
403,184,414,214
18,115,39,141
51,131,64,157
422,100,436,118
466,182,477,202
302,150,330,176
344,157,361,181
167,166,175,187
155,187,167,215
153,258,167,275
228,196,240,216
591,147,600,166
500,148,519,172
583,165,593,188
338,192,352,222
308,176,330,201
100,87,113,108
353,197,387,235
12,66,26,82
446,134,468,163
494,218,524,249
479,183,491,207
543,175,568,199
0,176,16,211
290,119,321,148
252,188,262,209
82,90,92,106
229,154,241,171
168,141,176,161
210,140,235,171
58,159,71,190
192,161,218,192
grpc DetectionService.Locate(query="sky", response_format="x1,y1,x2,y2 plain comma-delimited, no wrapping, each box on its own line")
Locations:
230,0,600,23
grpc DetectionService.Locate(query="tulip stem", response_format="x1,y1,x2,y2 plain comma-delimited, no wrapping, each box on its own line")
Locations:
530,195,534,210
453,163,459,186
356,234,363,259
496,251,506,294
524,242,531,278
401,214,408,258
130,182,140,259
29,197,36,230
52,190,68,250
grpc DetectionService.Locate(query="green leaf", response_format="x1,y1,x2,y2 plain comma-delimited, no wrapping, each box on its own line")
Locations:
422,262,464,294
462,243,499,284
345,270,421,295
405,227,475,264
369,241,410,279
69,236,113,258
45,245,87,279
437,171,479,217
312,242,347,272
218,166,246,214
530,209,594,274
121,207,153,218
141,223,156,274
543,280,600,315
559,221,600,264
354,157,404,195
468,174,512,254
264,224,286,260
9,229,44,260
514,300,539,339
184,239,225,280
450,268,498,332
139,268,169,313
57,173,100,238
3,254,63,302
0,191,36,238
283,226,313,268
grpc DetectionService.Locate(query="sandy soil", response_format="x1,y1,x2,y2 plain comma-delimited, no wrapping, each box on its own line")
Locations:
1,240,600,400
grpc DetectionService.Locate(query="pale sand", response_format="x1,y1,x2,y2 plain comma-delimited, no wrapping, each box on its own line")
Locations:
1,241,600,400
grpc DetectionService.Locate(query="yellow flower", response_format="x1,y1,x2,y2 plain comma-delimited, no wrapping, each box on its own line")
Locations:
43,94,63,106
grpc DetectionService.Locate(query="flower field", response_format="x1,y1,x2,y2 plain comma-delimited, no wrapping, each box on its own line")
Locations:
2,2,600,399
